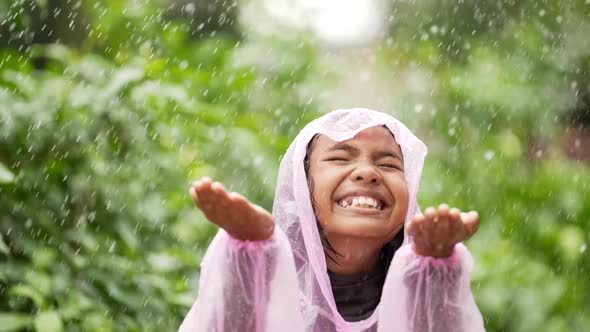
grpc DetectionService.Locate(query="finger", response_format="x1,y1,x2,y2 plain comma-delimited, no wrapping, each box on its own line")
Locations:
408,214,425,236
424,207,437,223
203,183,233,227
210,181,227,195
449,207,461,220
461,211,480,238
194,178,212,196
437,204,450,221
410,223,425,245
210,182,230,207
421,211,434,233
434,204,449,234
448,207,463,241
195,179,212,197
194,177,212,191
189,185,200,205
195,180,216,210
408,214,425,232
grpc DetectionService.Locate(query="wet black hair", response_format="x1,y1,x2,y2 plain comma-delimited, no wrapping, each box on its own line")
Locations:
303,132,404,268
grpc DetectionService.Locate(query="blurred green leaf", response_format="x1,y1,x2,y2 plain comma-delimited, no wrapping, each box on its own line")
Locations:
34,311,63,332
0,163,15,184
9,285,45,308
0,313,32,332
0,234,9,255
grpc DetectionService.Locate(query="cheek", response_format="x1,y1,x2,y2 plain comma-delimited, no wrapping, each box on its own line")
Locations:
312,186,334,220
311,167,342,201
390,177,410,205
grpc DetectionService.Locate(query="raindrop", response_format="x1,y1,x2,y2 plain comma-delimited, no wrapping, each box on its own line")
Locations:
414,104,423,113
359,70,370,82
108,242,116,253
581,244,587,253
253,156,264,167
484,150,495,161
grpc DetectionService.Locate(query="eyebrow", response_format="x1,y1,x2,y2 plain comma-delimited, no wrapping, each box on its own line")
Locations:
326,143,403,162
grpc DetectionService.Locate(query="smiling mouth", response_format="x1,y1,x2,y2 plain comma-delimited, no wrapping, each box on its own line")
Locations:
336,195,385,211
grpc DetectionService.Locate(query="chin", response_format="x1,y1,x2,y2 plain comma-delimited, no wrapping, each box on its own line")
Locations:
324,216,402,240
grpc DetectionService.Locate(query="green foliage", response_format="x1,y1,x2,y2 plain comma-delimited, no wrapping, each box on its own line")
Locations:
1,1,589,332
0,20,319,331
380,3,590,330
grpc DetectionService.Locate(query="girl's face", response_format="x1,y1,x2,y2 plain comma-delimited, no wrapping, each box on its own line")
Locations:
307,126,409,245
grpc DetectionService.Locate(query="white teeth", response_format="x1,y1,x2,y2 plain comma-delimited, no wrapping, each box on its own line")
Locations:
338,196,381,210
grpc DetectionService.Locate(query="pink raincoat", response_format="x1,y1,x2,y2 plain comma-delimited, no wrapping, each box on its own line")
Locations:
179,108,485,332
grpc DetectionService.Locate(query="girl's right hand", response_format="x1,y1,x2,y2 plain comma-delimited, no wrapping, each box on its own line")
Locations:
189,177,275,241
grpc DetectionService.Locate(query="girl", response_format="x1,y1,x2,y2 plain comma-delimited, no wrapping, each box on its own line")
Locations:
179,108,485,331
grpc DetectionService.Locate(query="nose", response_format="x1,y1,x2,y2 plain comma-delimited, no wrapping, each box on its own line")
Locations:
350,163,381,185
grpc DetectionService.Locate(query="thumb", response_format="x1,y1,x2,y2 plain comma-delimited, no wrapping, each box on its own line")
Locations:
460,211,480,238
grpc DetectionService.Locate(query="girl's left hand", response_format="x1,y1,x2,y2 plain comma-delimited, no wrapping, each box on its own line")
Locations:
408,204,480,258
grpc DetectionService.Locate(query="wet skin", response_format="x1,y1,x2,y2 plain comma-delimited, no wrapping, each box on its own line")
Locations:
189,178,274,241
189,127,479,267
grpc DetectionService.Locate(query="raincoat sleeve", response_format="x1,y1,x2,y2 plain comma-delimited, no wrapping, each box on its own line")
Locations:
178,227,304,332
378,243,485,332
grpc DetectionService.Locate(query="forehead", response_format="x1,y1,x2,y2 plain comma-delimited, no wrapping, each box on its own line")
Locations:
313,126,401,154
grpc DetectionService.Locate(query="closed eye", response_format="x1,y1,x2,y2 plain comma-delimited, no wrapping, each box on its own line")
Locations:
379,163,403,171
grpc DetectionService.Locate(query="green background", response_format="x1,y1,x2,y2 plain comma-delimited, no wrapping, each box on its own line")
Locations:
1,0,589,331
